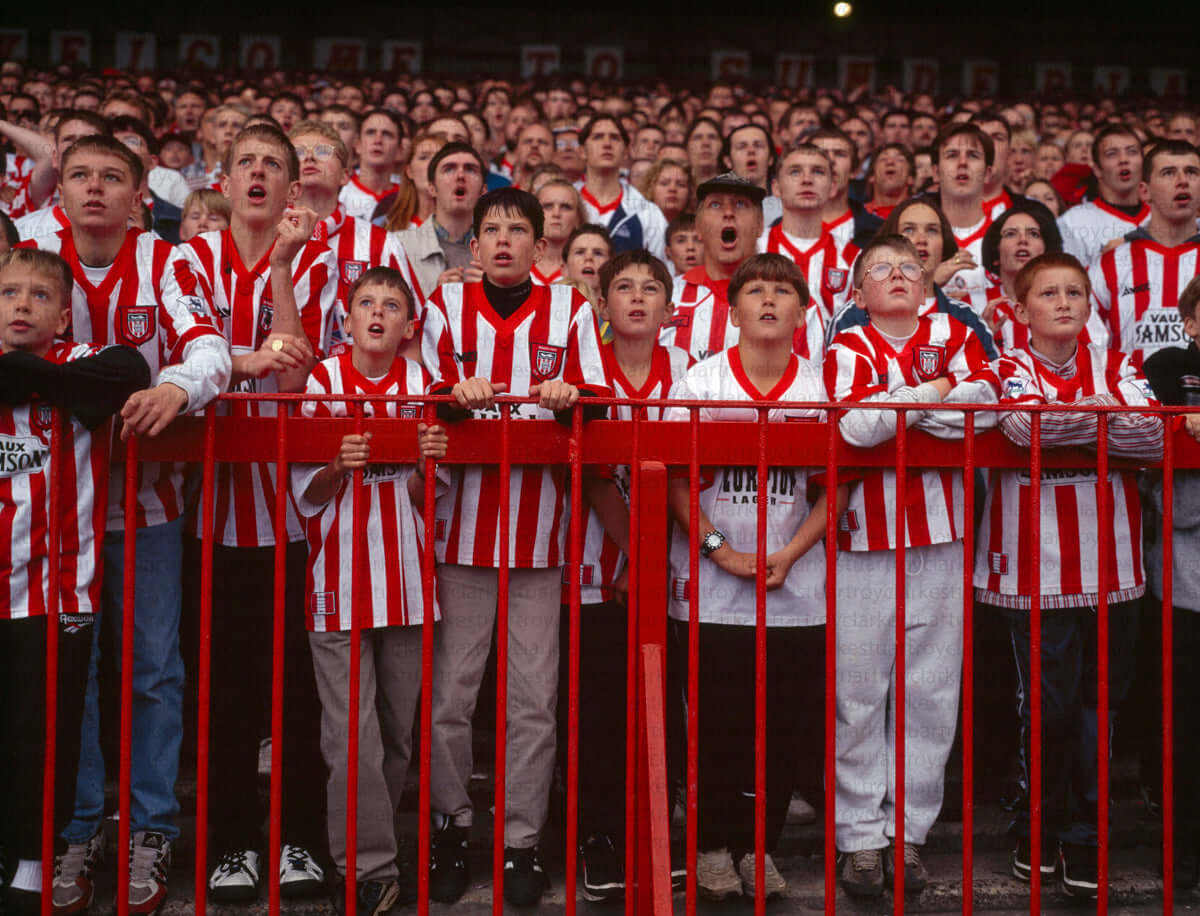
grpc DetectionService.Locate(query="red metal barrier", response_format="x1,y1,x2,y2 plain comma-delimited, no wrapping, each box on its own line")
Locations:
31,394,1199,916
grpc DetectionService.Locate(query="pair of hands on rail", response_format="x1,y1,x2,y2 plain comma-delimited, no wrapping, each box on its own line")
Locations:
708,542,801,591
452,377,580,412
333,426,449,474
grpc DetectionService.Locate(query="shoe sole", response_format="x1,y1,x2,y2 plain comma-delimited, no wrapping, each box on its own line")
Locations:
840,878,885,898
1012,861,1057,881
1061,878,1099,898
280,877,325,899
698,882,742,900
429,878,468,905
209,885,259,904
52,888,95,916
741,883,787,899
582,886,625,902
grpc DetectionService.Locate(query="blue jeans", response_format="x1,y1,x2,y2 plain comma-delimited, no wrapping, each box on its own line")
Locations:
62,518,184,842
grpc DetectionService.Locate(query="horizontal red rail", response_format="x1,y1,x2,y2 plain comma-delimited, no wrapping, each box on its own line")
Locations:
132,398,1198,469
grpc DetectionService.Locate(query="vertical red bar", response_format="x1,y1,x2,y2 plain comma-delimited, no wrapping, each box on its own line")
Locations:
1095,412,1110,916
893,410,907,908
346,402,366,916
418,402,438,914
565,405,583,914
39,411,64,916
1161,413,1175,915
1028,412,1043,916
686,409,700,916
961,411,976,915
194,408,217,915
823,409,838,916
639,643,674,916
493,403,512,914
624,407,640,916
116,436,138,916
753,410,768,916
269,406,289,916
633,460,670,915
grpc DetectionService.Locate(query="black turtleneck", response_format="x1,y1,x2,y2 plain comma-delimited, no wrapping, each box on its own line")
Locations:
483,275,533,319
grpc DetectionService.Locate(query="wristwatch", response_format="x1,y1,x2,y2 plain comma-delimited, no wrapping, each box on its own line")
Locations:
700,529,726,557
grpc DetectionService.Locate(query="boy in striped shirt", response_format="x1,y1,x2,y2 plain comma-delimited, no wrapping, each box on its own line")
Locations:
979,252,1162,897
292,266,447,914
827,234,999,897
421,187,609,908
0,249,149,915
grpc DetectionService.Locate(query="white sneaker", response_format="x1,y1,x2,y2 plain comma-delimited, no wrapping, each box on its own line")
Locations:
279,844,325,898
737,851,786,898
53,830,104,914
208,849,260,903
127,832,171,915
695,848,741,900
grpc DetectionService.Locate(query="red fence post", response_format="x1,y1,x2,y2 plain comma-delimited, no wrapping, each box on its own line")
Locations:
270,406,289,916
1161,415,1176,915
492,403,512,915
894,410,908,909
823,410,839,916
1029,412,1043,916
633,459,671,916
565,405,584,913
962,411,977,915
418,403,438,914
1096,413,1110,916
39,411,64,916
624,407,642,916
194,407,217,915
116,436,139,916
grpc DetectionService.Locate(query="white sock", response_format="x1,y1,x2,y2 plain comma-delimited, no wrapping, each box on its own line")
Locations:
11,858,43,892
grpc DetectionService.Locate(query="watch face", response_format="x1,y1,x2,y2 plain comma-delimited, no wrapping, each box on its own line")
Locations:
702,531,724,555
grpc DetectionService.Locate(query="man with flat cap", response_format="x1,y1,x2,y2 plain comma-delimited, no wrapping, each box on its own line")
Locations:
659,172,768,361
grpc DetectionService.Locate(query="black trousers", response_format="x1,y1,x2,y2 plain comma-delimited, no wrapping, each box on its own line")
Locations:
559,599,631,843
0,614,92,859
995,599,1140,846
184,539,326,857
673,620,825,856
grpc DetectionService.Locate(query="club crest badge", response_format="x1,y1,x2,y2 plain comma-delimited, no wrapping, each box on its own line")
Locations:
531,343,564,380
118,305,156,346
340,260,366,285
824,267,847,293
915,345,945,381
258,302,274,339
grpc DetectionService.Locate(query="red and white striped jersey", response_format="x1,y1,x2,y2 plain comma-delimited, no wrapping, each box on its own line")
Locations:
569,342,692,604
1088,231,1200,366
757,225,852,323
422,281,611,568
659,265,828,362
983,188,1013,224
337,175,400,222
291,351,442,631
0,342,109,621
531,264,563,286
3,174,41,221
5,152,31,184
26,227,230,530
822,208,862,266
181,228,340,547
825,313,1000,551
941,216,992,316
13,204,69,241
976,342,1162,608
664,347,829,626
313,207,425,315
1058,199,1150,270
